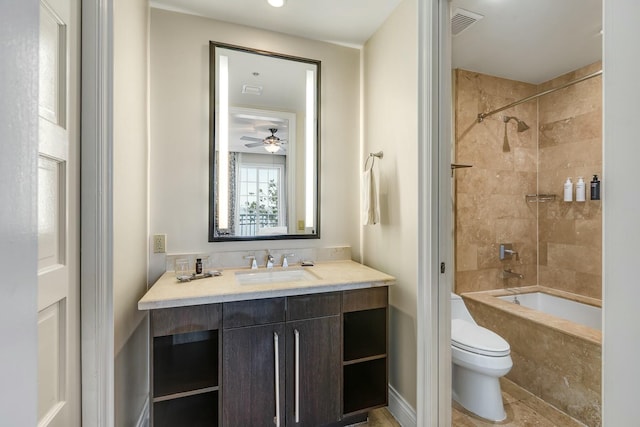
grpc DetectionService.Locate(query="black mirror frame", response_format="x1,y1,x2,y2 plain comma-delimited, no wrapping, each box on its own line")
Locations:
208,41,321,242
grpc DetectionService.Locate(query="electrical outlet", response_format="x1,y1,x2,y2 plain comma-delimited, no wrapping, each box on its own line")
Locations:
153,234,166,253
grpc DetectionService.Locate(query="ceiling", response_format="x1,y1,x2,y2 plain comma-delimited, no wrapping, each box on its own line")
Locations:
451,0,602,84
150,0,403,48
152,0,602,83
217,46,314,154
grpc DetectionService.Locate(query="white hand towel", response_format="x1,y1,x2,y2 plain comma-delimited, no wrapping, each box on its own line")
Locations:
362,163,380,225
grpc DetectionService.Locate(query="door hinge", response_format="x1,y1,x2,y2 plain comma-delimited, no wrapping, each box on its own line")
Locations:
440,262,446,274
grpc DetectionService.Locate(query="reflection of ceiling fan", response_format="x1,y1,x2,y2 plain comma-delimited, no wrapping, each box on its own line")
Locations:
241,128,287,153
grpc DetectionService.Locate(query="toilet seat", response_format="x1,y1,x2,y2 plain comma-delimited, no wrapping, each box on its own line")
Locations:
452,319,510,357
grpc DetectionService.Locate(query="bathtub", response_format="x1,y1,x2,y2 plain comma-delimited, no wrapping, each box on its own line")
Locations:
461,286,601,426
498,291,601,330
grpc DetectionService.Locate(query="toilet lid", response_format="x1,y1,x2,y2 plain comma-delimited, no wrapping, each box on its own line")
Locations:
451,319,510,357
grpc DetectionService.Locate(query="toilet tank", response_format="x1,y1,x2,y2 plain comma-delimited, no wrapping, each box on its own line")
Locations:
451,293,476,324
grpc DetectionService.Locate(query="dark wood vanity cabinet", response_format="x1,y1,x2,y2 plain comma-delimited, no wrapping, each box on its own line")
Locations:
284,294,342,426
148,286,388,426
222,322,287,426
221,297,287,426
222,294,342,426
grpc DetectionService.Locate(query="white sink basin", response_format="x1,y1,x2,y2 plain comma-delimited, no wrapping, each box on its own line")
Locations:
235,268,319,285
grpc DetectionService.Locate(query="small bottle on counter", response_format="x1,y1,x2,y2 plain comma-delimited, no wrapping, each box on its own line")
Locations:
576,176,586,202
590,175,601,200
195,258,203,275
563,177,573,202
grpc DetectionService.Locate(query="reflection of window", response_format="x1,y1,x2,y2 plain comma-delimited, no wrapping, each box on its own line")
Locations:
236,161,285,236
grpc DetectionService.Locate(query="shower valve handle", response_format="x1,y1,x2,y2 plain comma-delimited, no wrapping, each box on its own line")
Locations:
499,244,518,261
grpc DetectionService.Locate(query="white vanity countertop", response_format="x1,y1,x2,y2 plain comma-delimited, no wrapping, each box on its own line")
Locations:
138,260,395,310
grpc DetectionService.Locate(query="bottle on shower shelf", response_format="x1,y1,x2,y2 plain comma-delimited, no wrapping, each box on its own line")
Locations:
563,177,573,202
591,175,601,200
576,177,586,202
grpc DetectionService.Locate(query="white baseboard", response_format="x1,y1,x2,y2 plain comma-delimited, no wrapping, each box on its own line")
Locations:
388,385,417,427
136,397,149,427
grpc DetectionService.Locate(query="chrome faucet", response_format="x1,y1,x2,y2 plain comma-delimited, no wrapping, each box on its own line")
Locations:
244,255,258,269
282,253,295,268
502,269,524,279
266,252,275,269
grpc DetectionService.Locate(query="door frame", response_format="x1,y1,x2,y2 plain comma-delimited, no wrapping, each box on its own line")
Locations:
416,0,452,426
75,0,640,425
80,0,115,425
79,0,451,425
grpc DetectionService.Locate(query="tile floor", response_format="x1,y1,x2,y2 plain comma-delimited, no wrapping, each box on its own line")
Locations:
364,408,401,426
363,378,587,427
452,378,586,426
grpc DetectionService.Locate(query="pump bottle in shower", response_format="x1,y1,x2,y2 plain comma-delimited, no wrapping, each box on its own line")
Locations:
590,175,601,200
564,177,573,202
576,177,586,202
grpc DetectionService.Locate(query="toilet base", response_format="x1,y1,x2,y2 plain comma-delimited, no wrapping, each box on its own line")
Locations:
452,363,507,422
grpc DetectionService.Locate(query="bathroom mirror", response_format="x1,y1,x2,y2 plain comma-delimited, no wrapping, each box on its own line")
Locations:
209,42,320,241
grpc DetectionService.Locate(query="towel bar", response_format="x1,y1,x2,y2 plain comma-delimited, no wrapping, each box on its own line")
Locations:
364,151,384,169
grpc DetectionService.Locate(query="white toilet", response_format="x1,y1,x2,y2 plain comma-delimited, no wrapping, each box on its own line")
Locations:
451,293,512,421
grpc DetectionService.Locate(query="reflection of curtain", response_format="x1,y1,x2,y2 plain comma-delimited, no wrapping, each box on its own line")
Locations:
228,152,238,235
214,152,238,236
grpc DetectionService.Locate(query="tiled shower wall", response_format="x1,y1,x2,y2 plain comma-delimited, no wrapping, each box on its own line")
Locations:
455,63,603,299
537,62,602,299
454,69,539,293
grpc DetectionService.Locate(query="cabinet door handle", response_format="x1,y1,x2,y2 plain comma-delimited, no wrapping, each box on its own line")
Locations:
294,329,300,423
274,332,281,427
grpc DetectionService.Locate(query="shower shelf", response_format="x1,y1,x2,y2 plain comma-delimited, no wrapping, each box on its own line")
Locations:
525,194,557,203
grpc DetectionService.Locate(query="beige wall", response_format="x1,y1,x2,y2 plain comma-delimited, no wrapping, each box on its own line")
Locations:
113,0,150,423
363,0,418,409
538,62,602,299
149,9,361,278
454,69,539,293
149,4,421,411
454,64,602,300
115,318,150,426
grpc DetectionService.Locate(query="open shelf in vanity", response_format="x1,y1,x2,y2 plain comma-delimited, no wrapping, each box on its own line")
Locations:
150,304,221,427
342,287,389,416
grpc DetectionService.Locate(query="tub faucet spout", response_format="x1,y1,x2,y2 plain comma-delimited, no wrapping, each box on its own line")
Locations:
502,269,524,279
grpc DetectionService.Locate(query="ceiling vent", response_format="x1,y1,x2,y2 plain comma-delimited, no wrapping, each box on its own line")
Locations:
451,8,483,36
242,84,263,95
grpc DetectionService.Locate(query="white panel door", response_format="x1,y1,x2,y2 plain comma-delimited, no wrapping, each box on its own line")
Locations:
38,0,80,425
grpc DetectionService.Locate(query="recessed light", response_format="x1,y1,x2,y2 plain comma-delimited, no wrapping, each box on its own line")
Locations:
267,0,285,8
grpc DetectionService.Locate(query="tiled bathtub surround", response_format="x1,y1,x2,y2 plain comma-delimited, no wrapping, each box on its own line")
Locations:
454,62,602,300
463,287,601,426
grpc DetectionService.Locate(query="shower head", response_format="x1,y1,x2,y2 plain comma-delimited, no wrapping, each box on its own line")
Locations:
503,116,530,132
517,120,530,132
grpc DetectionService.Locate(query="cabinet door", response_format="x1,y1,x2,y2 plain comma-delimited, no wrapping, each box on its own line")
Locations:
286,316,341,426
222,323,286,427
